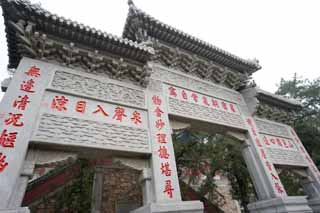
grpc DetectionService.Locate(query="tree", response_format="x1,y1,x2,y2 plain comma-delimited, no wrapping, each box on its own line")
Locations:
173,130,255,212
276,74,320,167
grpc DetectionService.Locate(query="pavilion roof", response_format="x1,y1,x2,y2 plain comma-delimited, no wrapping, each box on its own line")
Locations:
256,88,302,109
123,1,262,74
0,0,153,69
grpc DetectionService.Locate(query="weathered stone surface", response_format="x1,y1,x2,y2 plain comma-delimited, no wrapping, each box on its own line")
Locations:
51,70,146,108
33,113,150,154
255,118,290,138
168,98,245,130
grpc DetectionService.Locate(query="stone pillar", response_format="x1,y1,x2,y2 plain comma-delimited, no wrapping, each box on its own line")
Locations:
242,117,312,212
241,142,273,200
301,175,320,212
7,161,34,208
131,80,203,213
91,166,104,213
139,168,154,205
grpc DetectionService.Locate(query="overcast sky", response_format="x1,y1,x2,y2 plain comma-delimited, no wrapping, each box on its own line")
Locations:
0,0,319,99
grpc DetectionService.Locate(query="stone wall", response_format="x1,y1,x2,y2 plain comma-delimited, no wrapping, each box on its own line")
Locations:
100,166,143,213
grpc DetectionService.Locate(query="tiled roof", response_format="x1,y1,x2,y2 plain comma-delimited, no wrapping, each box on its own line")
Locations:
256,88,302,108
1,0,153,68
123,2,261,73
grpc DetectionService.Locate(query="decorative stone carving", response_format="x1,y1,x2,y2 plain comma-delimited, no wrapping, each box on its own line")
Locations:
255,102,298,125
51,70,146,108
255,118,290,138
265,148,306,167
151,64,243,103
33,113,150,153
168,98,246,130
8,19,151,87
151,41,249,90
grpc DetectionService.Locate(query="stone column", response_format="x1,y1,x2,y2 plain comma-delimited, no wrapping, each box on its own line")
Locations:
7,161,34,208
242,118,312,212
132,80,203,213
241,142,273,200
91,166,104,213
139,168,154,205
301,177,320,212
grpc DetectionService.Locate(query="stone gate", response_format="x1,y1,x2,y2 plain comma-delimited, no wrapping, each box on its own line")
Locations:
0,0,319,212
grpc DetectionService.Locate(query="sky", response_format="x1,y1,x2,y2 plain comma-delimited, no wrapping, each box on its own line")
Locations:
0,0,319,99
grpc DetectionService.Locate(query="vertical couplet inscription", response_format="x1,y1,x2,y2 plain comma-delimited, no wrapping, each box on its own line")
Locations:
290,128,320,180
0,59,51,208
0,66,41,173
246,117,286,197
148,93,181,201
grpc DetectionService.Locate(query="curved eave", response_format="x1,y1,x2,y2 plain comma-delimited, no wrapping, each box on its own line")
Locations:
123,6,261,74
256,89,302,110
1,0,153,69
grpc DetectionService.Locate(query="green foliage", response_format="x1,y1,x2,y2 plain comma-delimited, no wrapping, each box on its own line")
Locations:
173,130,255,211
278,169,305,196
53,159,94,212
276,74,320,168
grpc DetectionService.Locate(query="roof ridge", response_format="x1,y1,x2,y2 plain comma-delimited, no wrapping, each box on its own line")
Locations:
3,0,153,54
256,88,301,106
123,2,261,70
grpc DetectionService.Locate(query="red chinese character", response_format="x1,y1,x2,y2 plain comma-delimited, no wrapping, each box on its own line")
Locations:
0,153,8,173
260,149,266,159
191,93,198,102
289,141,294,148
271,173,279,180
246,118,253,126
202,96,210,106
282,139,289,148
168,87,177,97
51,96,68,111
221,101,228,111
263,136,270,145
75,101,86,114
229,103,236,113
152,95,162,105
274,182,284,194
212,99,219,108
161,162,172,176
131,111,142,124
256,138,262,147
266,161,272,171
251,127,257,136
270,138,276,144
113,106,127,122
158,146,170,159
154,107,164,117
181,90,188,100
13,95,30,110
163,180,174,198
155,119,165,130
156,133,167,144
4,113,23,127
20,79,35,93
276,138,282,147
93,105,109,117
305,155,313,164
0,129,17,148
25,66,41,77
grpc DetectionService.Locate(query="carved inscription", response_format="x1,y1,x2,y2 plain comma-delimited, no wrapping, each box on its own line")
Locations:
255,118,290,138
168,98,245,129
33,113,150,153
151,65,242,103
260,134,307,166
51,71,145,107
